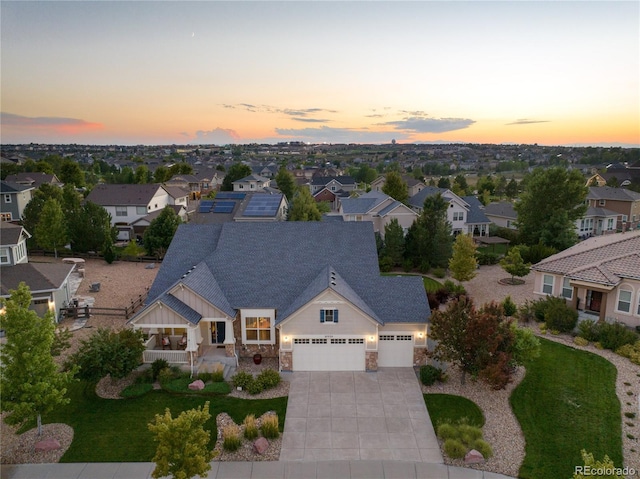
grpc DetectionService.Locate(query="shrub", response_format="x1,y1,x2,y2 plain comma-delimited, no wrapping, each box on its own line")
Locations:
427,292,440,310
420,365,443,386
616,341,640,365
578,319,600,342
598,322,638,351
197,372,213,383
517,299,538,323
261,414,280,439
246,379,264,395
457,424,482,444
222,424,242,451
432,267,446,278
543,296,578,333
151,358,169,381
402,259,413,273
436,423,459,441
257,368,281,389
158,367,175,387
120,382,153,398
443,279,466,298
518,243,557,264
379,256,394,272
574,336,589,347
502,296,517,317
135,368,154,384
472,438,493,458
243,414,259,440
443,438,467,459
476,251,500,265
231,371,254,390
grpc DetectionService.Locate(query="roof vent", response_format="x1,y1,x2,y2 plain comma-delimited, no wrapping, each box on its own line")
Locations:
331,281,337,286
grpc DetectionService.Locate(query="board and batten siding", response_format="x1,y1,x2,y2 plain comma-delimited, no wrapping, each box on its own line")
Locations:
169,285,229,319
134,303,191,326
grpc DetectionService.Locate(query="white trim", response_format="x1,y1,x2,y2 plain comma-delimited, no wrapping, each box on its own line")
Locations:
241,308,275,345
615,285,633,314
542,274,554,295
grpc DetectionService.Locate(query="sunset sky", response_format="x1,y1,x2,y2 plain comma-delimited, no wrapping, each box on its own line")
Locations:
1,1,638,146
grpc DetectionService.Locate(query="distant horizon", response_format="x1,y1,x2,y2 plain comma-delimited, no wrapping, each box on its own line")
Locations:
2,2,638,147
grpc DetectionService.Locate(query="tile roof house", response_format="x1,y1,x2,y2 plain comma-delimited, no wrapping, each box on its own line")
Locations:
0,181,35,222
337,191,418,237
531,230,640,328
129,222,431,372
85,184,170,241
408,187,491,237
0,223,74,322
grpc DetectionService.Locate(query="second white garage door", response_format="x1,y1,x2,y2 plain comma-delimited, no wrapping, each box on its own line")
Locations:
292,337,365,371
377,334,414,367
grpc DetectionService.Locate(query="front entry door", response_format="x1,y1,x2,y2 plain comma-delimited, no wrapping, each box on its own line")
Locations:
211,321,226,344
588,291,602,312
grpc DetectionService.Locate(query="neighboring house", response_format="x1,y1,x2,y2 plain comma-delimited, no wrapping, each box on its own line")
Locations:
0,181,35,222
193,192,288,224
371,175,425,197
408,187,491,237
309,176,357,195
164,175,204,200
131,205,188,239
129,222,430,371
85,184,170,241
585,173,607,187
233,174,271,192
252,165,279,178
0,223,74,322
4,172,63,189
531,230,640,329
163,185,190,210
338,191,418,237
575,206,619,239
484,201,518,229
586,187,640,232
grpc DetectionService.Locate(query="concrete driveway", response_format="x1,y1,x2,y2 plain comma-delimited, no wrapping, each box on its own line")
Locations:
279,368,443,463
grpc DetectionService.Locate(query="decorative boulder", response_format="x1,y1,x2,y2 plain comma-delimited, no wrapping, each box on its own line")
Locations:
253,437,269,455
35,438,61,452
188,379,205,390
464,449,485,464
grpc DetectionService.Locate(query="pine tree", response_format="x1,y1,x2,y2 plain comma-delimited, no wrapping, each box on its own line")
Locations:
0,283,76,435
382,171,408,203
275,167,296,201
382,218,405,266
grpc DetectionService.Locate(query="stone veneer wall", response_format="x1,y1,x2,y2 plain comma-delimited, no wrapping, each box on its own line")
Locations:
280,351,292,371
413,347,428,367
365,351,378,371
232,316,279,358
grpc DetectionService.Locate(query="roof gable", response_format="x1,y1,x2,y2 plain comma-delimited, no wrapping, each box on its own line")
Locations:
85,183,166,206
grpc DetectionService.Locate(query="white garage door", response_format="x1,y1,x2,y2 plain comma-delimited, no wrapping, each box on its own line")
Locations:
377,334,414,367
292,337,365,371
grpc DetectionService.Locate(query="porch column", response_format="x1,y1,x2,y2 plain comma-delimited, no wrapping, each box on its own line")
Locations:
599,294,608,322
571,287,579,310
224,319,235,344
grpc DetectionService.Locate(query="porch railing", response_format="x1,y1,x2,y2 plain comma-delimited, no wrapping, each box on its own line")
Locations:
143,349,189,364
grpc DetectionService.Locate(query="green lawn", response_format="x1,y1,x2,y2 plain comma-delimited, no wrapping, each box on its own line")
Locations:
477,243,509,256
381,273,442,293
424,394,485,427
43,381,288,462
510,338,622,479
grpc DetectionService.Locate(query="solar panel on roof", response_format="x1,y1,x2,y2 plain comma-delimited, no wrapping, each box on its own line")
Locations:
216,192,246,200
200,200,214,207
198,206,212,213
212,205,234,213
214,201,236,208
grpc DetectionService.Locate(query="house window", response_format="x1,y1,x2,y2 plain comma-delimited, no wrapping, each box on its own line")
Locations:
562,278,573,299
607,218,614,230
4,194,11,203
0,248,9,265
0,213,11,221
250,183,255,189
622,215,628,222
542,275,554,295
453,211,464,221
599,199,606,206
331,185,336,191
239,184,244,189
355,215,363,222
320,309,338,323
115,206,127,217
616,288,632,313
136,206,147,215
245,317,271,342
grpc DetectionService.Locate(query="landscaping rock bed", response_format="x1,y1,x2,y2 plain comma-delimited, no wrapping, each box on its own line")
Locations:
213,412,281,462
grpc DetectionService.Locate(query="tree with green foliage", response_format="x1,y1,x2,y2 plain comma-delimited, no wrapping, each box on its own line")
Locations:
405,193,453,270
168,162,193,177
59,160,85,187
121,240,145,260
382,218,405,267
221,163,252,191
500,248,531,284
382,171,408,203
69,201,116,253
22,184,64,246
0,283,76,435
134,165,152,184
61,183,81,220
154,166,171,183
448,234,478,282
288,188,322,221
148,402,214,479
505,178,519,199
64,328,145,382
275,167,296,201
476,175,495,196
514,167,587,250
354,164,377,185
35,198,68,258
452,175,470,196
143,206,182,258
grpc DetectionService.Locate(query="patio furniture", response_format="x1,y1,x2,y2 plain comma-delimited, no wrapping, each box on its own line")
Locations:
178,334,187,350
89,282,100,292
161,336,171,350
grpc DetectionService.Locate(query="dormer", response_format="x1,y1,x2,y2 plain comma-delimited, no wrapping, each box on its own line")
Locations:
0,223,31,266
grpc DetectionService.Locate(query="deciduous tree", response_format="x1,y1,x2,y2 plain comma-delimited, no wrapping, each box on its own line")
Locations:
221,163,252,191
148,402,214,479
382,171,408,203
448,234,478,282
0,283,76,435
288,188,322,221
500,248,531,284
35,198,68,258
275,167,296,201
69,201,116,253
143,206,182,258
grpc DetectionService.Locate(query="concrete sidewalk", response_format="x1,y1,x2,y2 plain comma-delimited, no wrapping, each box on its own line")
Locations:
0,460,516,478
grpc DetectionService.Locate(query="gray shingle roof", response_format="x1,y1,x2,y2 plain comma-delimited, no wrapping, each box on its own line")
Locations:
144,222,430,325
0,181,33,194
85,184,166,206
587,186,640,202
1,263,75,296
157,293,203,325
483,202,517,220
310,176,356,186
0,222,28,246
408,186,448,209
461,196,491,224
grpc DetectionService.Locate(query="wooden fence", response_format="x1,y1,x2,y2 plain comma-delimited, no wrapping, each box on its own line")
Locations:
60,288,149,321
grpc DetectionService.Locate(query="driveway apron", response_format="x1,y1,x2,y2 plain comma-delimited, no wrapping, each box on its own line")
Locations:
279,368,443,463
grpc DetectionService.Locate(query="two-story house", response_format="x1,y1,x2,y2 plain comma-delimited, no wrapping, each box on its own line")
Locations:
0,223,75,322
408,187,491,237
586,187,640,232
338,191,418,237
232,174,271,192
4,172,63,189
0,181,35,222
85,184,171,241
370,175,425,197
